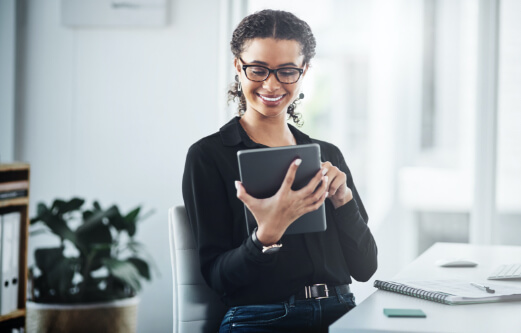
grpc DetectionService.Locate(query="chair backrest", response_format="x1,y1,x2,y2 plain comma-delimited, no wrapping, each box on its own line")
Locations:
168,205,228,333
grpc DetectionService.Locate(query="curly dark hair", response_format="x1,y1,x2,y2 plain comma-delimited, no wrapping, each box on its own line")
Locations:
228,9,316,126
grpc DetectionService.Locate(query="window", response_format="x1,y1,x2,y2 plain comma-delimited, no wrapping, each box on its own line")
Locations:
231,0,520,267
229,0,521,302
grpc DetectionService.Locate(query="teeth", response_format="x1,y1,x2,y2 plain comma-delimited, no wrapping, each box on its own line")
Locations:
260,95,283,102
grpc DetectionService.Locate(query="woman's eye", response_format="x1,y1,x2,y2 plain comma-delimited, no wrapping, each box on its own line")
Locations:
279,69,298,77
250,67,268,76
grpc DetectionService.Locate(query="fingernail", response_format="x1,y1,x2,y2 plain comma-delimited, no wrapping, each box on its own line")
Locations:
294,159,302,166
325,192,329,197
322,168,328,175
324,176,329,183
235,181,240,190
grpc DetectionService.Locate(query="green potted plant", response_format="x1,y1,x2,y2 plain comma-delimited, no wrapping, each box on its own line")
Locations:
26,197,153,333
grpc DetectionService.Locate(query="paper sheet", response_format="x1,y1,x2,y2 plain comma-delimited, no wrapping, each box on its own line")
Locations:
398,279,521,298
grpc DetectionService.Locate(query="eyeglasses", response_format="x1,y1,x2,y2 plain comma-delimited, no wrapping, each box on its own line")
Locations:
239,58,304,84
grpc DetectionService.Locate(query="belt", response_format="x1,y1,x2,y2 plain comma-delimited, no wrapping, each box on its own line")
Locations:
294,284,351,300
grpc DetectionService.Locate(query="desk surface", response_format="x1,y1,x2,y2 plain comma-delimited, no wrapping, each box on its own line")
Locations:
330,242,521,333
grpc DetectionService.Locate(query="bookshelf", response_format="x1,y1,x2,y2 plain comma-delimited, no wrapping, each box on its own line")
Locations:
0,163,30,331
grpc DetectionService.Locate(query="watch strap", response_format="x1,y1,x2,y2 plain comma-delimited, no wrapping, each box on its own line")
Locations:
251,227,282,254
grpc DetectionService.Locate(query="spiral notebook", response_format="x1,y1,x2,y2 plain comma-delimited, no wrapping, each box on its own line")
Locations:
374,279,521,305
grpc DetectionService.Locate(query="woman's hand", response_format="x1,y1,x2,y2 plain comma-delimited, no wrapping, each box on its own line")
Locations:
321,161,353,209
235,159,328,245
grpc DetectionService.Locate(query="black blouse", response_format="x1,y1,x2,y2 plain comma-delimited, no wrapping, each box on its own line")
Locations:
182,117,377,306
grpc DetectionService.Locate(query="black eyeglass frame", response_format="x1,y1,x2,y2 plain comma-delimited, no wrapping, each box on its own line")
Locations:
239,58,305,84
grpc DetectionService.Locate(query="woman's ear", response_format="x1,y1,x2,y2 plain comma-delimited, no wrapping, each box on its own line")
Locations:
302,63,309,77
233,58,242,74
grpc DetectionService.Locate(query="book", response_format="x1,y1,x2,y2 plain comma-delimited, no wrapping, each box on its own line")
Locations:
9,212,20,312
0,212,13,315
0,211,21,315
0,214,2,314
0,181,28,192
374,279,521,305
0,189,28,200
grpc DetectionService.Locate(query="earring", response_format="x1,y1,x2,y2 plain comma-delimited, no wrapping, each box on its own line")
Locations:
237,81,242,97
235,75,243,97
299,92,305,100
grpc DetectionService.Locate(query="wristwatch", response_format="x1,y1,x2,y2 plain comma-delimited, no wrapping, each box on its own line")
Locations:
251,227,282,254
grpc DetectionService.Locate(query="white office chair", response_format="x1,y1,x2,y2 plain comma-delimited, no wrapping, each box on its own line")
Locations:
168,205,228,333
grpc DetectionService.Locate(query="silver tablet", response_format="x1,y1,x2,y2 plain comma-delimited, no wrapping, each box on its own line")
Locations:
237,143,327,235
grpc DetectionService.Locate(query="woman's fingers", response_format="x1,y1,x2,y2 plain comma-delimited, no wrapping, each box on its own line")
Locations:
297,166,328,196
278,159,324,217
237,159,333,237
320,161,353,208
313,175,328,202
280,158,301,192
328,173,346,197
300,190,328,215
301,173,327,204
235,180,256,207
320,162,343,196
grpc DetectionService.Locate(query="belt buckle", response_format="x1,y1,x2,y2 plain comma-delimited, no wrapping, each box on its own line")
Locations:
305,284,329,299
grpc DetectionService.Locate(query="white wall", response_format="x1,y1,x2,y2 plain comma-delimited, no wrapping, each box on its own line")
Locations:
16,0,222,331
0,0,17,162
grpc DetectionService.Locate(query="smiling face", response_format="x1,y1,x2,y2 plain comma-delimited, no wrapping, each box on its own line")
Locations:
235,38,307,121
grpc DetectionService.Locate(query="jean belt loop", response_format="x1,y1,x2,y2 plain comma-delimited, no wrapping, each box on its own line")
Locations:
289,294,296,307
335,285,344,303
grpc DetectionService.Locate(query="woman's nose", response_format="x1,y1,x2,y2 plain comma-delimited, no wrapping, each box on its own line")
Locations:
262,73,281,91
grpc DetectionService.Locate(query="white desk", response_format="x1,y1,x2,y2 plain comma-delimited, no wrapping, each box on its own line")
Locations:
330,242,521,333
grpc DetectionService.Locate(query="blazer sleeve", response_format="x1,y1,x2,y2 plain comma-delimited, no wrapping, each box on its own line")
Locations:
182,142,277,296
329,145,378,282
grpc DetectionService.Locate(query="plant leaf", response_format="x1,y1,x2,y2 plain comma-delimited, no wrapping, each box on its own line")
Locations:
51,197,84,215
126,240,145,253
103,258,142,292
125,207,141,222
93,201,102,211
29,227,50,237
126,240,160,277
107,206,127,233
30,197,154,303
37,213,77,244
120,207,140,236
34,249,75,300
75,219,112,268
82,210,93,221
127,257,151,280
35,247,64,272
82,205,119,225
32,199,81,243
66,197,85,211
47,257,76,296
31,203,49,224
75,220,112,244
51,199,67,214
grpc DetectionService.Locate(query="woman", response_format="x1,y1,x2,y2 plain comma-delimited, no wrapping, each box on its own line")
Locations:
182,9,377,332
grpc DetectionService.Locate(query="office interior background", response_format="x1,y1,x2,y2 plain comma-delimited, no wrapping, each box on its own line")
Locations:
0,0,519,331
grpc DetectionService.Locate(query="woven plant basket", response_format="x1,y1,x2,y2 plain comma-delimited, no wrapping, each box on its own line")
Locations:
26,296,139,333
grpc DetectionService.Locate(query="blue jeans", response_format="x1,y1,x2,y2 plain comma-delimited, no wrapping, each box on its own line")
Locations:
219,289,356,333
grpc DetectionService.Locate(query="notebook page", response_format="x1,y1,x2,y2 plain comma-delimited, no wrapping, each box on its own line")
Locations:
398,279,521,298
